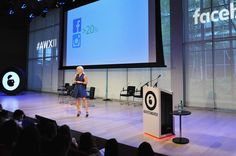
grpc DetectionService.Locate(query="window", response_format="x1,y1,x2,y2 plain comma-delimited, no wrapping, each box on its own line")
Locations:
184,0,236,109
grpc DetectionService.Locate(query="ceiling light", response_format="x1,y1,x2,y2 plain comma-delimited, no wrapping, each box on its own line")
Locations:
21,3,27,9
29,13,35,19
57,0,66,6
9,9,15,15
42,8,48,13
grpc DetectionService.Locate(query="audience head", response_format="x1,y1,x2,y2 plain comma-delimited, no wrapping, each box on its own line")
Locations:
58,124,71,138
0,109,9,118
105,138,118,156
79,132,95,153
0,110,9,124
138,142,154,156
13,109,25,121
0,104,2,111
12,125,41,156
0,119,19,147
50,125,72,156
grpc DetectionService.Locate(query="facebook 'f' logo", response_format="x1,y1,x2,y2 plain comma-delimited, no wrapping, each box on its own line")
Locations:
72,18,82,48
73,18,82,33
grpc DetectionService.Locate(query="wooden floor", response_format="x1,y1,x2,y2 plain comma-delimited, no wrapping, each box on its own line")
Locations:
1,92,236,156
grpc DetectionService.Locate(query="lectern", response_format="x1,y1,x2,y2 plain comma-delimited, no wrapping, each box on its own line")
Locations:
143,86,173,138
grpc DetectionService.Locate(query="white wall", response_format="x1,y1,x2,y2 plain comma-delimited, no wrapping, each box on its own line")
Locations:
64,67,171,100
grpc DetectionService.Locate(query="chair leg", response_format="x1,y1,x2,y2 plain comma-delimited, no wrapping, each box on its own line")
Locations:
64,95,68,104
62,94,65,104
58,93,64,104
120,96,123,105
127,97,130,105
133,98,142,107
58,94,61,103
120,96,129,105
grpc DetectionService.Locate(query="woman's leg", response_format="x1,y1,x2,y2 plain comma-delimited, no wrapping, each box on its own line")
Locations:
82,97,89,117
76,98,81,116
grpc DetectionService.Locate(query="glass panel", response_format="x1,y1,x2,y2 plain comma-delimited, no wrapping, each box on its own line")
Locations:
214,40,236,110
28,25,59,59
184,42,214,108
212,0,228,7
41,57,52,92
28,11,59,92
188,0,200,11
27,59,43,91
184,0,236,110
203,0,211,8
152,0,171,92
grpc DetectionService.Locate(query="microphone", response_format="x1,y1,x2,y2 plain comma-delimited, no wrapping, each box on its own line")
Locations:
136,82,142,91
153,74,161,87
144,82,149,87
121,82,129,91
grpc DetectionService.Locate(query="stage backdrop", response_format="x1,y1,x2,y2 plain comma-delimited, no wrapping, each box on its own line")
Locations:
27,2,172,100
28,9,60,92
27,0,236,110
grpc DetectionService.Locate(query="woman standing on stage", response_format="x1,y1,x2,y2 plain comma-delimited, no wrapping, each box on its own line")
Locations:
73,66,89,117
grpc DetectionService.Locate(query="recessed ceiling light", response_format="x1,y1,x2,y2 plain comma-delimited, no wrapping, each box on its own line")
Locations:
29,13,35,18
21,3,27,9
9,9,15,15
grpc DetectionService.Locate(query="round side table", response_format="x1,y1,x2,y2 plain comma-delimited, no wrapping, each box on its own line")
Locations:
172,110,191,144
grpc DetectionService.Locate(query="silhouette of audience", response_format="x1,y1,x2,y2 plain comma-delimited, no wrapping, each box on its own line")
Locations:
0,110,9,125
12,125,41,156
0,119,20,156
104,138,118,156
13,109,25,128
79,132,101,156
0,108,159,156
13,109,25,121
138,141,155,156
50,125,72,156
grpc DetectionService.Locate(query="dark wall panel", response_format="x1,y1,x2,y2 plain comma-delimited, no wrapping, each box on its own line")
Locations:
0,16,28,73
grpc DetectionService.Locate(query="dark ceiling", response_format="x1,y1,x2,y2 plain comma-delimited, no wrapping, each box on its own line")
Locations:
0,0,93,20
0,0,59,17
0,0,98,21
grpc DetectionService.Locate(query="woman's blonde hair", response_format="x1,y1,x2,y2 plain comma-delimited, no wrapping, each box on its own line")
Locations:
76,66,85,74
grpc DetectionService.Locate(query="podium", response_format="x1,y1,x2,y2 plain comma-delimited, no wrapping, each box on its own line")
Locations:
143,86,173,138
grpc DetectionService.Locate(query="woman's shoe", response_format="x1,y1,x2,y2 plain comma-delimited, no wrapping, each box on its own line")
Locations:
85,112,89,118
77,111,81,117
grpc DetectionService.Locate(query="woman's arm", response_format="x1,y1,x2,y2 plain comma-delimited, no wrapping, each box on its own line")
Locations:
83,75,88,85
73,74,77,84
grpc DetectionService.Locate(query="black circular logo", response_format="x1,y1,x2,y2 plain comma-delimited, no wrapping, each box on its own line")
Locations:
0,67,25,95
145,91,157,111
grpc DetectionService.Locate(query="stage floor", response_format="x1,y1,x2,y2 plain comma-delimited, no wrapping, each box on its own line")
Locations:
1,92,236,156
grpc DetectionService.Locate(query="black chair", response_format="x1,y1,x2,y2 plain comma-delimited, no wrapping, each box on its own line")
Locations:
120,86,136,104
87,87,95,99
133,86,143,106
35,115,58,139
57,83,71,104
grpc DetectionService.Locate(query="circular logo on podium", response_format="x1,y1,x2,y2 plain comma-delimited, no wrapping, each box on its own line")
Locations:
1,67,25,95
145,91,157,111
